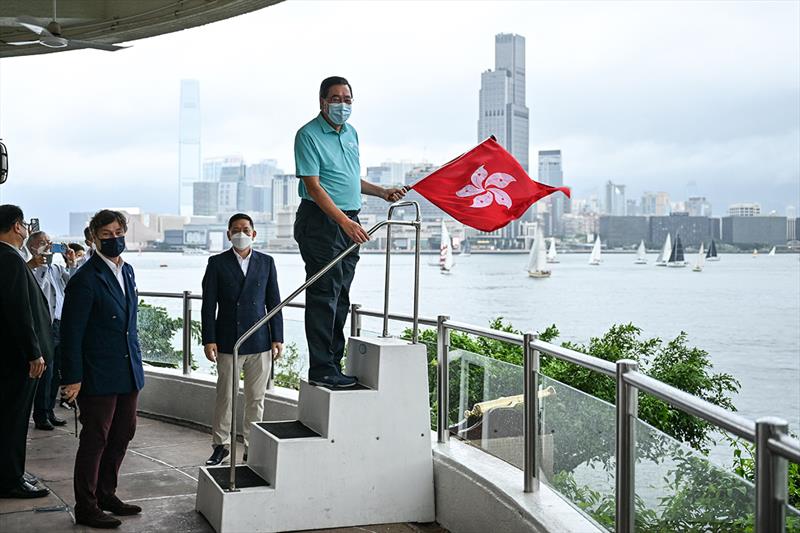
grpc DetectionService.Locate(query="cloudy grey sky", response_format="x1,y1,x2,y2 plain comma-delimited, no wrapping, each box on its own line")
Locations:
0,0,798,234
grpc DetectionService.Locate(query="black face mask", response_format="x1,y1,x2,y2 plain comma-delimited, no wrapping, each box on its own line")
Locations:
99,236,126,258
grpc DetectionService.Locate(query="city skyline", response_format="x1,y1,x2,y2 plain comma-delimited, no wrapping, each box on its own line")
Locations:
0,0,797,234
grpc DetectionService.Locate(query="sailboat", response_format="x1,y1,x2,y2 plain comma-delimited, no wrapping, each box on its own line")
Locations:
692,243,705,272
461,238,471,257
656,233,671,266
546,238,559,263
527,225,551,278
440,220,454,274
667,234,687,267
768,246,776,256
589,236,602,266
635,240,647,264
752,249,758,258
706,239,719,261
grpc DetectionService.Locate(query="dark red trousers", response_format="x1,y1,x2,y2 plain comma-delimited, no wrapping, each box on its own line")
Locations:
73,390,139,516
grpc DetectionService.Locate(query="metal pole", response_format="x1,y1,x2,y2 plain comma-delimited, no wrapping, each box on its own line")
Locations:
412,221,421,343
436,315,450,443
615,359,638,533
228,346,239,492
523,333,539,493
350,303,362,337
756,417,789,533
181,290,192,375
267,356,274,391
382,220,392,338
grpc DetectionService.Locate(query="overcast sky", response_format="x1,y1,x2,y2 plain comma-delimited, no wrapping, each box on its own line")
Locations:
0,0,798,234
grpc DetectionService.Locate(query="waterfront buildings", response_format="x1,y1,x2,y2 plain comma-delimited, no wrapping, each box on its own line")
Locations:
728,203,761,217
605,181,626,216
722,215,787,246
538,150,567,235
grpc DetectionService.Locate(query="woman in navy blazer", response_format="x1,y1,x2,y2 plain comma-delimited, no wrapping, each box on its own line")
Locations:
201,213,283,466
60,210,145,529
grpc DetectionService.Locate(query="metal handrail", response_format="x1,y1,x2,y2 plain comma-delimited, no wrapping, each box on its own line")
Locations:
226,205,422,491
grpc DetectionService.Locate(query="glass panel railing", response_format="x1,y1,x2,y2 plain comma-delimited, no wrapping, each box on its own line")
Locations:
447,349,524,468
788,504,800,532
136,295,198,369
633,418,755,532
538,374,617,530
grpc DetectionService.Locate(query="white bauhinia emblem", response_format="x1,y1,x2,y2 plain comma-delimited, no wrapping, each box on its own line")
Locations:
455,165,516,208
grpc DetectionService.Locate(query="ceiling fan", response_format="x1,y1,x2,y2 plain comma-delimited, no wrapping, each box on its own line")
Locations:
3,0,129,52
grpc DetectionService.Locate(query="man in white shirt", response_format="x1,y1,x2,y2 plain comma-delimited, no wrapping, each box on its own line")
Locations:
26,231,77,430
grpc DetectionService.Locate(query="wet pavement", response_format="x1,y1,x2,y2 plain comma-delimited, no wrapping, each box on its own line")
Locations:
0,405,445,533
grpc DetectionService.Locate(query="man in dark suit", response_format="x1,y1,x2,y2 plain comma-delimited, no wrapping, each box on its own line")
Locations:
61,209,144,529
0,205,53,499
202,213,284,466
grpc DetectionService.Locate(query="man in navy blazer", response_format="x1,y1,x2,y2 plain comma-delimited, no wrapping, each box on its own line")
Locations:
61,210,144,529
202,213,284,466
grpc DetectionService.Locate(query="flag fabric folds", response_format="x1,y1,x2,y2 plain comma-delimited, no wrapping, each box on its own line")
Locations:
409,137,571,232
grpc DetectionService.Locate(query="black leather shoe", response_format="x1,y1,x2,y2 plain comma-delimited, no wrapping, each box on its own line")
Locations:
99,495,142,516
34,419,54,431
206,445,229,466
49,415,67,426
243,453,248,462
309,374,357,388
0,480,50,499
75,511,122,529
22,472,38,485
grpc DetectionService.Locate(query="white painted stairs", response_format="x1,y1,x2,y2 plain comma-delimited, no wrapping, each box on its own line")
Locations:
195,336,436,532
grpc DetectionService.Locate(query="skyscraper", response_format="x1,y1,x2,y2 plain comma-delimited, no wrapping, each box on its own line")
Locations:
179,80,201,216
605,181,626,216
478,33,529,246
478,34,529,172
538,150,565,235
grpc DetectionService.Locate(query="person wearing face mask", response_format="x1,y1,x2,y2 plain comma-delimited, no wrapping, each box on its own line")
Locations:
60,209,145,529
0,205,53,499
74,227,94,269
25,230,77,431
293,76,405,388
201,213,284,466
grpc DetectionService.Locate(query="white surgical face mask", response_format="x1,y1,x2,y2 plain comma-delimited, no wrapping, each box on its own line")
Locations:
231,232,253,251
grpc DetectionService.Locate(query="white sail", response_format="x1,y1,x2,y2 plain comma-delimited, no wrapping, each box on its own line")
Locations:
527,225,550,277
693,243,705,271
440,221,454,272
526,234,538,272
769,246,776,256
589,236,602,265
546,238,558,263
656,233,671,265
635,240,647,264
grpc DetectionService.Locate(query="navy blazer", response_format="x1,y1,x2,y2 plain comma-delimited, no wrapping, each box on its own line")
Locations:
60,253,145,396
201,249,283,355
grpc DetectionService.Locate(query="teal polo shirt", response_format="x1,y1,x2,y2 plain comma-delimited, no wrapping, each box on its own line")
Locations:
294,114,362,211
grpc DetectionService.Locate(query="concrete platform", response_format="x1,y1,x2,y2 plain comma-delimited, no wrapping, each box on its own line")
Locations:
0,404,447,533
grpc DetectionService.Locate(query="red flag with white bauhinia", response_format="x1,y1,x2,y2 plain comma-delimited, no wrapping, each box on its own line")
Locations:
409,137,571,232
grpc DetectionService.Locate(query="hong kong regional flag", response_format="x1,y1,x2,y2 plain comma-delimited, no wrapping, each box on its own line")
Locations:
409,137,571,232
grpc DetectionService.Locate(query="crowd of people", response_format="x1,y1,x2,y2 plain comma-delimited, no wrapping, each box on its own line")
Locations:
0,75,404,529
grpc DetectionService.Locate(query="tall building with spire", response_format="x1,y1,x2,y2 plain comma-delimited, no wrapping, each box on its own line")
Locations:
477,33,530,246
179,79,201,216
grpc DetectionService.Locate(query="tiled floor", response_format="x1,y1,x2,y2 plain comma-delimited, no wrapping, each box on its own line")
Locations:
0,405,446,533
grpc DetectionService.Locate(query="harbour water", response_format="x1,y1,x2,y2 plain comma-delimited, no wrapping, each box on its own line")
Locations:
133,250,800,441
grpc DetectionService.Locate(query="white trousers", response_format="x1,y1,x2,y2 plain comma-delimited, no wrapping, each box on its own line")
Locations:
212,351,271,449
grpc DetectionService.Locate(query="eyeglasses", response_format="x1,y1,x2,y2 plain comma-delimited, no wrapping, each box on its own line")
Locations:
327,96,353,105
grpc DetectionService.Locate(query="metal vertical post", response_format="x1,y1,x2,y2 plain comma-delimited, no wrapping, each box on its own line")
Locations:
229,346,240,491
756,417,789,533
382,222,392,337
615,359,638,533
436,315,450,443
412,221,421,343
524,333,539,493
350,303,362,337
181,290,192,375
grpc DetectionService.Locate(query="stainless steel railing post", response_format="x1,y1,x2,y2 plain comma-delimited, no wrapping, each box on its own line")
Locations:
181,290,192,375
756,417,789,533
229,344,240,492
412,220,421,343
382,220,392,338
350,303,362,337
523,333,539,493
437,315,450,443
615,359,638,533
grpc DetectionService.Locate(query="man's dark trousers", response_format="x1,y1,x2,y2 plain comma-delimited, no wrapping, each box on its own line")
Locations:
0,368,37,490
33,319,61,424
73,391,138,515
294,199,360,380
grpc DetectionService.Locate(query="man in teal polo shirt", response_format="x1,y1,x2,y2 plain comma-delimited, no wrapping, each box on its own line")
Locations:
294,76,404,388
